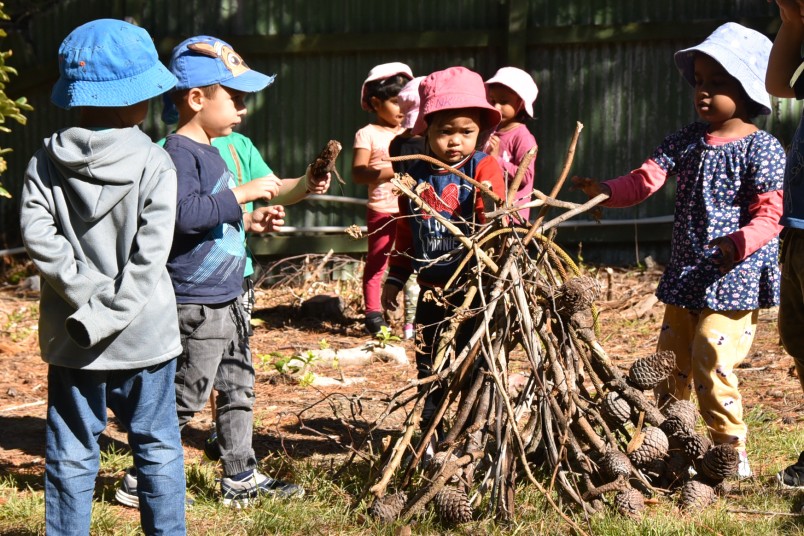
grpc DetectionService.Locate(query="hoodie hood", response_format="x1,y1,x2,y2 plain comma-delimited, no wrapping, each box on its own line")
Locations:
44,126,153,222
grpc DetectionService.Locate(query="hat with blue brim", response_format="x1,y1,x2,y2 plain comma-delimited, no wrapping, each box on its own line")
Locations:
674,22,772,115
169,35,275,92
51,19,178,109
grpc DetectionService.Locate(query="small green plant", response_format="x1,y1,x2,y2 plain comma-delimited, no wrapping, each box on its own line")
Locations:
298,370,316,387
372,325,400,349
318,338,330,350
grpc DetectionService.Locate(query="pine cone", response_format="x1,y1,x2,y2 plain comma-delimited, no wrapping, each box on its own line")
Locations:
599,448,633,481
368,492,407,523
680,432,712,462
628,351,676,391
660,415,694,438
628,350,676,390
700,444,739,482
613,487,645,518
601,391,632,426
679,479,716,511
629,426,669,469
557,276,600,314
661,399,699,429
713,479,732,497
433,486,473,525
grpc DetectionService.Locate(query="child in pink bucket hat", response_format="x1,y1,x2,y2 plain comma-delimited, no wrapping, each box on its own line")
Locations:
382,66,505,445
485,67,539,221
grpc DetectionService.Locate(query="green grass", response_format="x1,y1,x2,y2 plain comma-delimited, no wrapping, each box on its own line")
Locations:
1,407,803,535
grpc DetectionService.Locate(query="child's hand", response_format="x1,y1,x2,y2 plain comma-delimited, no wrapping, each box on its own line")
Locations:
707,236,737,274
233,176,282,204
248,205,285,233
486,134,501,157
570,176,610,198
305,167,332,195
776,0,804,27
381,282,402,312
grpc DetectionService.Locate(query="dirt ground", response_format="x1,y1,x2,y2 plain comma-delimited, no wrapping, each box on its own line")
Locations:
0,266,802,485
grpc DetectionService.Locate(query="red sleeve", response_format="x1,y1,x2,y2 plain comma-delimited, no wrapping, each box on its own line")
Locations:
602,159,668,208
387,194,413,286
726,190,784,261
475,155,506,222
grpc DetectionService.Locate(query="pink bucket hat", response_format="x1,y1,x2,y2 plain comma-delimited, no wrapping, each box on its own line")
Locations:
485,67,539,118
398,76,425,130
412,67,502,136
360,62,413,111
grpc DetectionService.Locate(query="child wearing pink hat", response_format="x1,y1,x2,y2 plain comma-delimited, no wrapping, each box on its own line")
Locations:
352,62,413,334
485,67,539,221
381,66,505,437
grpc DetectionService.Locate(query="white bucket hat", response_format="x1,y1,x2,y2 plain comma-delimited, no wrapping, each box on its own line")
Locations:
674,22,772,115
397,76,425,129
360,62,413,111
485,67,539,118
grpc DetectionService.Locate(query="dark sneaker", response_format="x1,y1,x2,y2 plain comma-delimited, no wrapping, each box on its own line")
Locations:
364,312,388,335
221,470,304,508
777,451,804,489
202,429,221,463
114,469,139,508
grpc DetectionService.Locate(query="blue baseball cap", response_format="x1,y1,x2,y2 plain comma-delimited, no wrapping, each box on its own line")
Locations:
168,36,275,92
51,19,177,109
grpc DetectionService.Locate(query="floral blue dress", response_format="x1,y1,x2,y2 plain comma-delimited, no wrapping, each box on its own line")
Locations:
651,122,784,311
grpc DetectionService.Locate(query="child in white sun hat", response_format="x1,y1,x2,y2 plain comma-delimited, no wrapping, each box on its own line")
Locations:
572,22,785,480
352,62,414,335
485,66,539,221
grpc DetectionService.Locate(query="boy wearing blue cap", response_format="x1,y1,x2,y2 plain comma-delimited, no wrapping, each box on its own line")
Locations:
116,35,304,508
19,19,186,535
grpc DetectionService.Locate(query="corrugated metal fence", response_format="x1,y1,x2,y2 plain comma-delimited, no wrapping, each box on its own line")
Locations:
3,0,801,265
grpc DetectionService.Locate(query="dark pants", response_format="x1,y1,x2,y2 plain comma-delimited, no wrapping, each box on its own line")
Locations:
779,228,804,392
173,299,256,477
415,288,477,429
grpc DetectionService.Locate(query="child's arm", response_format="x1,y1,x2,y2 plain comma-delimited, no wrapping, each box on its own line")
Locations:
20,154,115,310
384,196,414,311
708,190,784,273
571,160,668,207
64,164,179,348
270,167,332,205
352,147,394,185
173,149,243,235
231,175,282,204
245,205,285,233
709,137,786,272
766,0,804,98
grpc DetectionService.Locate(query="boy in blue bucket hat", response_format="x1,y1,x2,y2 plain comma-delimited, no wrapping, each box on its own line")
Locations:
19,19,186,535
116,35,314,509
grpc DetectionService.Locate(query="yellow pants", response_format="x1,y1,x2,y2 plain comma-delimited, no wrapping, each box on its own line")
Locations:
654,304,757,450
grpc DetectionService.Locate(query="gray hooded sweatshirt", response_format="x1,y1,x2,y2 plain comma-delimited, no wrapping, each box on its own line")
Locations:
20,126,181,370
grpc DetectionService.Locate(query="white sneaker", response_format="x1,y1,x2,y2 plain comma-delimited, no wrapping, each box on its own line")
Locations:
737,451,752,479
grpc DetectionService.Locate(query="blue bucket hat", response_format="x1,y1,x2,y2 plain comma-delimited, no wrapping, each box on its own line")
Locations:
168,36,275,92
674,22,772,115
51,19,177,110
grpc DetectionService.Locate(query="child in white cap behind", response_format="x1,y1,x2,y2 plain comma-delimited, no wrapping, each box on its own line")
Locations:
485,67,539,221
573,22,786,479
352,62,414,335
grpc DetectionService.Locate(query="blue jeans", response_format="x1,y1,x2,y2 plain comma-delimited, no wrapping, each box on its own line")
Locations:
45,360,185,536
174,299,256,477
